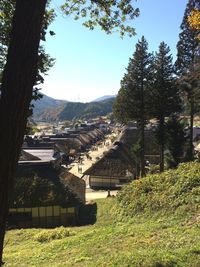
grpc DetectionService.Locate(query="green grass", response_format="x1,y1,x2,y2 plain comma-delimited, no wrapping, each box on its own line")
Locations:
3,162,200,267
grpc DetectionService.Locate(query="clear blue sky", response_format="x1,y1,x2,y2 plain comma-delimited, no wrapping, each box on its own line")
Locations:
41,0,188,102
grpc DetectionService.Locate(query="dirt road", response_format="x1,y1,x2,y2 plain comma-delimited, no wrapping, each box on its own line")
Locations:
69,134,113,178
86,189,118,201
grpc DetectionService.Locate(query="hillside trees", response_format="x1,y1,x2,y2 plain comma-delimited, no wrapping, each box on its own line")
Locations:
0,0,140,265
149,42,182,172
175,0,200,160
0,0,55,107
114,36,153,177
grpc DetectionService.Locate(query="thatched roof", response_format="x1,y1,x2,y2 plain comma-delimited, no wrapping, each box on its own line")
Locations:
78,134,91,145
84,144,134,177
19,150,40,161
60,172,85,203
84,126,159,178
11,165,85,208
119,127,159,155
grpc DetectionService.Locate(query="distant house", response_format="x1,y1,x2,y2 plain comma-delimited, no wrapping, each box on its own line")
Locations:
9,165,85,228
19,148,62,168
83,144,134,189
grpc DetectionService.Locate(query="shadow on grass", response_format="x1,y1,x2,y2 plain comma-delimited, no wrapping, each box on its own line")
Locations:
78,203,97,226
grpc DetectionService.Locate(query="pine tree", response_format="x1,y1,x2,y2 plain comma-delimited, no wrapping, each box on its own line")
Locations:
175,0,200,160
114,36,152,177
165,116,186,168
149,42,182,172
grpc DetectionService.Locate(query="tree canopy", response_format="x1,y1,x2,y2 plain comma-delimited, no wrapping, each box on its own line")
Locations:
114,36,153,176
188,9,200,32
61,0,139,37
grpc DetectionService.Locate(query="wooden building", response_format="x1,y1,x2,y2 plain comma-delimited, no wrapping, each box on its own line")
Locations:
8,164,85,228
83,143,134,189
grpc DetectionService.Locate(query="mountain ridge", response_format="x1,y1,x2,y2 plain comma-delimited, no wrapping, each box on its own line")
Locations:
92,95,116,102
32,94,115,122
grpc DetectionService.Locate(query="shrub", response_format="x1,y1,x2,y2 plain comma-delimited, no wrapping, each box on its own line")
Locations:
116,162,200,218
34,227,70,243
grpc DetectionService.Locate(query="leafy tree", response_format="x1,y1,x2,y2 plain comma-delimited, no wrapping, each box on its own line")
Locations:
114,36,153,177
0,0,140,264
165,116,186,168
61,0,140,38
175,0,200,160
188,8,200,35
149,42,182,172
0,0,55,110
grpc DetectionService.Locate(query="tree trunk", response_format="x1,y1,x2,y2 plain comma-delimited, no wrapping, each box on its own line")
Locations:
140,120,145,177
0,0,47,265
188,98,194,161
140,68,145,177
159,117,165,172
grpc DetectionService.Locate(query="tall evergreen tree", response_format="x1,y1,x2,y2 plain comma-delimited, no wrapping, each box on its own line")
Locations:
165,116,186,168
149,42,182,172
114,36,152,177
175,0,200,160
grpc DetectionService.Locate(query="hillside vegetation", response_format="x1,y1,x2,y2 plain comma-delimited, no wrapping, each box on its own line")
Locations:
117,161,200,218
4,162,200,267
32,94,115,122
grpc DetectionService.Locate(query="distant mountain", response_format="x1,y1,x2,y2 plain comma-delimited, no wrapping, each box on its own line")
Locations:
59,97,115,121
33,94,67,113
92,95,116,102
32,94,115,122
32,94,67,122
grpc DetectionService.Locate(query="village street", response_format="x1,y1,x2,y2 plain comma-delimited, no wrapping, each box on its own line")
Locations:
68,133,114,178
85,188,118,201
68,133,119,200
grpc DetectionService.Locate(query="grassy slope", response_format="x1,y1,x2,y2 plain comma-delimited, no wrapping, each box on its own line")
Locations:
4,162,200,267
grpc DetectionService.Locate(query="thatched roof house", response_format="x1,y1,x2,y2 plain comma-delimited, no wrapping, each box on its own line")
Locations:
83,126,159,189
12,165,85,208
118,126,160,163
9,165,85,228
19,150,40,161
83,143,134,189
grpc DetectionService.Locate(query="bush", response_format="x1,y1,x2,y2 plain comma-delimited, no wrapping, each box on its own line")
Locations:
34,227,70,243
117,162,200,218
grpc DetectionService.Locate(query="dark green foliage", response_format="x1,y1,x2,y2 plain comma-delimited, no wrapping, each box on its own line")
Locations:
175,0,200,76
114,36,153,176
114,36,152,123
149,42,182,172
61,0,139,37
175,0,200,160
165,116,186,168
150,42,181,118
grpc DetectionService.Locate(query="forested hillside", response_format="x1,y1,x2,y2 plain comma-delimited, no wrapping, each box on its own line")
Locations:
33,95,115,122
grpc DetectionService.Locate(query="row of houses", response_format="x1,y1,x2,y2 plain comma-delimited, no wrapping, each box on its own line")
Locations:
9,126,110,228
9,124,161,228
82,126,160,189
